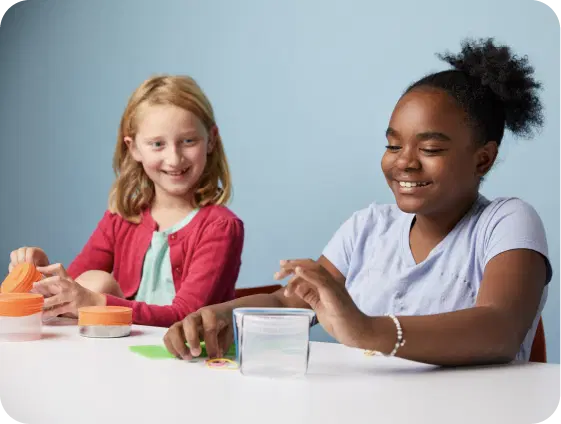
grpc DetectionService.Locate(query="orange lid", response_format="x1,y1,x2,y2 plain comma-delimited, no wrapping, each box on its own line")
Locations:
0,293,44,317
1,263,43,294
78,306,133,326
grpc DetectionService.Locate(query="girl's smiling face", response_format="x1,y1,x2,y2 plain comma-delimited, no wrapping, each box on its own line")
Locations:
382,87,497,218
126,104,214,203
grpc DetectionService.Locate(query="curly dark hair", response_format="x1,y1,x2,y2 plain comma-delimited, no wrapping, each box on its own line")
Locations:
406,38,544,146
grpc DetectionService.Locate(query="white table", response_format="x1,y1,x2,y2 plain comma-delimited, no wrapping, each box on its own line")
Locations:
0,319,558,424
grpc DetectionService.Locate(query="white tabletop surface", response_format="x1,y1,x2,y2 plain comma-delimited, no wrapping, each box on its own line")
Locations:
0,319,559,424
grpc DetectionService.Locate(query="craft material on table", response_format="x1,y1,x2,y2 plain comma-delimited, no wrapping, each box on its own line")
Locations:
129,341,236,359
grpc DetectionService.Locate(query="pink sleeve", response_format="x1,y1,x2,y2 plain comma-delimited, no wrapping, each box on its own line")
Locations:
67,211,116,279
105,217,244,327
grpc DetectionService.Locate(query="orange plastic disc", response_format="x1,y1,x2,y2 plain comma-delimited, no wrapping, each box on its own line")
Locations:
1,263,43,294
0,293,44,317
78,306,133,326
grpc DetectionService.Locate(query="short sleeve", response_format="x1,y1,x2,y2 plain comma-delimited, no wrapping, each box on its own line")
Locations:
322,211,365,277
483,198,552,284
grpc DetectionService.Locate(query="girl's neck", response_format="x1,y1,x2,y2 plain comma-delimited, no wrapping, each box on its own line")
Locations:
414,193,479,238
409,193,479,264
150,190,197,231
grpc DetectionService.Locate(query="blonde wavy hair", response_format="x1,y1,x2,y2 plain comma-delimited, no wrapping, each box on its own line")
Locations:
108,75,232,222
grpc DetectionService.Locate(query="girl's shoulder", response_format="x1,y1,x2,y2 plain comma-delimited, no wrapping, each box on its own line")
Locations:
342,201,407,236
172,205,244,244
200,204,243,224
97,209,132,229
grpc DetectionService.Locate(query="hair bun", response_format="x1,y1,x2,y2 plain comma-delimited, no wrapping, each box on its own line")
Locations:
438,38,544,138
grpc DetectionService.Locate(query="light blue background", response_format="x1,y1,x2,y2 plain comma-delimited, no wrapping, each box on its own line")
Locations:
1,0,558,361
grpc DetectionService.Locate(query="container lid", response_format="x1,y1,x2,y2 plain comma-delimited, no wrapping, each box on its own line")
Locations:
233,307,316,319
78,306,133,326
1,263,43,294
0,293,44,317
233,307,316,328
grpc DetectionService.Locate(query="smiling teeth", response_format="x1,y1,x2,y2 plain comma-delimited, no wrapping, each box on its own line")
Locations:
166,169,187,176
399,181,429,188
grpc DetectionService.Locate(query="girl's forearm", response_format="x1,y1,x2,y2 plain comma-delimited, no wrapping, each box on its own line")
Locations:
360,307,520,366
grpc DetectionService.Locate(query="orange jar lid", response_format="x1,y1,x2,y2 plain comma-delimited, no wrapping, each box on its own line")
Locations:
0,293,44,317
1,263,43,294
78,306,133,326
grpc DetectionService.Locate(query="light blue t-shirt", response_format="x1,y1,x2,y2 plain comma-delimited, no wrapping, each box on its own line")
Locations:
322,195,551,362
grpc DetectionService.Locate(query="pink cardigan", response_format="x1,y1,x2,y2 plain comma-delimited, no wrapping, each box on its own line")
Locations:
67,205,244,327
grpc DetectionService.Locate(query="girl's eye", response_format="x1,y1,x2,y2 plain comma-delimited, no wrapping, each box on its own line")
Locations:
182,139,194,144
421,149,446,154
151,141,164,148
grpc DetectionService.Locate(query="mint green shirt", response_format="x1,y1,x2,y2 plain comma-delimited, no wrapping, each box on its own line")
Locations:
135,210,199,305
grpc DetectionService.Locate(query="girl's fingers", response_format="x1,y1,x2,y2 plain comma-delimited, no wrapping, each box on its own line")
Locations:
43,293,69,310
294,266,324,286
274,268,294,280
42,302,74,319
294,282,321,309
276,259,318,280
25,249,35,264
9,250,18,270
32,278,64,296
36,263,68,278
285,271,316,296
16,248,26,264
164,321,189,360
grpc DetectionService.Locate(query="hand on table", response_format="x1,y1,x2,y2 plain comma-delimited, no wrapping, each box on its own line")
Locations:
31,263,105,319
276,259,371,348
164,306,234,360
8,247,49,273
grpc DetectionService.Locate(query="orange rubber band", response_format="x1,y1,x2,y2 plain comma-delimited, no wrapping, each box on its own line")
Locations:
205,358,239,370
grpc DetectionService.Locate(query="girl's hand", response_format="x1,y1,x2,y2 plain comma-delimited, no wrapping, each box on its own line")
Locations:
164,306,234,360
279,259,371,348
8,247,49,273
32,264,106,319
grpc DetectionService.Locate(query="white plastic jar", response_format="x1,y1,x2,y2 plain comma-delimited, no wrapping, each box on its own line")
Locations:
0,293,44,342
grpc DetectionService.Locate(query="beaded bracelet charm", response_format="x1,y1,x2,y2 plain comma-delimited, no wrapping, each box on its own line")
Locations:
364,314,406,357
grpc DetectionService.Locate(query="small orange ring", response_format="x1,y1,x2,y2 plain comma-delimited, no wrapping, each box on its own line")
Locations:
205,358,239,370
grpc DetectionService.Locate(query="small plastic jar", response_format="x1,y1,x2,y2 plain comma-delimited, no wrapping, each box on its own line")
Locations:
78,306,133,338
0,293,44,341
233,307,316,378
1,263,43,293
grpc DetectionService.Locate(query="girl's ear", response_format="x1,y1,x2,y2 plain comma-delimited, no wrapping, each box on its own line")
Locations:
475,140,498,177
124,136,142,162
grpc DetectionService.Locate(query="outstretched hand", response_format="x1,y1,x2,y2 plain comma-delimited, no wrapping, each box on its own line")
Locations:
31,263,105,319
276,259,371,348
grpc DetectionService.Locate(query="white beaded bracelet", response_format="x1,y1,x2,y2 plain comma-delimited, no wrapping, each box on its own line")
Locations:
364,314,406,357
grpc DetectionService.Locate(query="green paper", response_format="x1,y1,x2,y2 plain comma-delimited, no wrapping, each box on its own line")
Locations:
129,345,176,359
129,341,236,360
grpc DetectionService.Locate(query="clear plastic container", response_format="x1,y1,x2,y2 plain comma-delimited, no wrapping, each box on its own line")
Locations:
0,293,44,342
233,307,316,378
